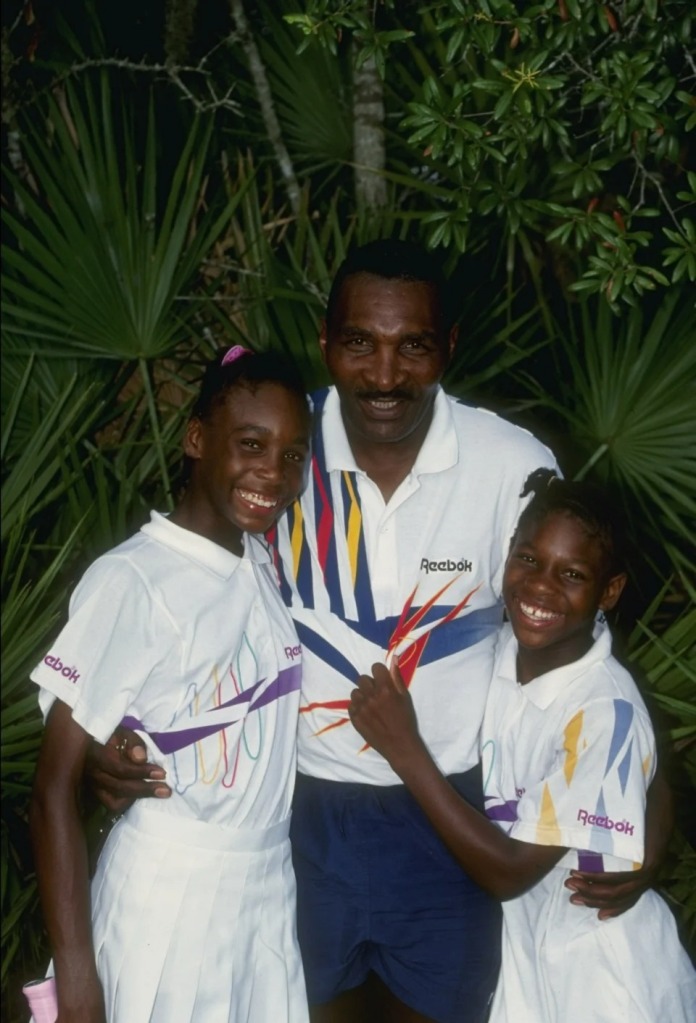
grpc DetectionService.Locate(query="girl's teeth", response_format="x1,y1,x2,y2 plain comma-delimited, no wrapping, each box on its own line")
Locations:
520,601,560,621
239,490,276,509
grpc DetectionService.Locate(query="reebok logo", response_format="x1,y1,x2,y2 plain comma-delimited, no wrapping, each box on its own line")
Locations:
420,558,473,574
284,644,302,660
577,809,634,835
44,655,80,683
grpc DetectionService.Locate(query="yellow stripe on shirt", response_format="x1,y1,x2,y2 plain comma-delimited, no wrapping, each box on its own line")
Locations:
343,471,362,585
563,710,584,787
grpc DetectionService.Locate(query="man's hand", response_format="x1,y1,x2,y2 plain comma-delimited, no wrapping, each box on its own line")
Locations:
348,658,422,768
564,863,658,920
85,728,171,813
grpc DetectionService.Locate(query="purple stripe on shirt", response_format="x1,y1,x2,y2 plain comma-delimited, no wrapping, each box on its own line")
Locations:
577,849,605,872
120,662,302,755
485,798,519,823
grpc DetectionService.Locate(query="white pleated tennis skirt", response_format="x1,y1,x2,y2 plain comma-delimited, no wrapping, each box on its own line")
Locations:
89,803,309,1023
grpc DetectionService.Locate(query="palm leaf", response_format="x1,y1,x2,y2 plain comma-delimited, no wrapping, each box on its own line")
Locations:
516,290,696,577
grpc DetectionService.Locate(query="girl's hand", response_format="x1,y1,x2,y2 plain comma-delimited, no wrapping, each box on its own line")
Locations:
348,657,422,768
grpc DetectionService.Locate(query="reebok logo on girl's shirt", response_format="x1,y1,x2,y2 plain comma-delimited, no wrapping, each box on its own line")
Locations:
43,655,80,683
577,808,635,835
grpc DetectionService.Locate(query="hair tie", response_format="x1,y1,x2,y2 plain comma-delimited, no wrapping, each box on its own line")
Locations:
221,345,252,367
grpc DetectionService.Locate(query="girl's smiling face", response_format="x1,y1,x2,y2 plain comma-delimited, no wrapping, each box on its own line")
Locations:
180,381,310,554
503,510,626,684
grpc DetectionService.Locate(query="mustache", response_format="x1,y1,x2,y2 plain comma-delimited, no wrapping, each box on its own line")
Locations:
356,390,413,401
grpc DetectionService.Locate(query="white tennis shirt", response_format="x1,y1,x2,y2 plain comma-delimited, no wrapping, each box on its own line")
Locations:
32,513,303,830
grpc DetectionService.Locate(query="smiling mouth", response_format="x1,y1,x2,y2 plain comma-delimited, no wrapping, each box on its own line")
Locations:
358,394,411,415
237,489,279,510
518,600,562,623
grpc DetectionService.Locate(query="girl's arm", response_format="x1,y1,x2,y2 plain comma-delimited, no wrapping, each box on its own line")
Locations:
349,663,565,900
29,700,106,1023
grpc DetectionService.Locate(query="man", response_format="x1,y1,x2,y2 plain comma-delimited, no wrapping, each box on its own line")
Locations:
88,241,664,1023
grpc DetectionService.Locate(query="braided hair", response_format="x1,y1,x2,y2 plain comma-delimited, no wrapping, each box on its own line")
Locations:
515,468,626,578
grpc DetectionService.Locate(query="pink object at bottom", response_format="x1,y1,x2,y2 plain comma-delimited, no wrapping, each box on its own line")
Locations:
22,977,57,1023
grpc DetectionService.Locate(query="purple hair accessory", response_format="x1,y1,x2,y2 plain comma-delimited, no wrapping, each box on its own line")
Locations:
221,345,252,366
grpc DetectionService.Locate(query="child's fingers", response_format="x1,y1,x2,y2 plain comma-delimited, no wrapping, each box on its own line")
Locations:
565,870,646,917
388,655,407,693
356,672,377,694
367,663,391,688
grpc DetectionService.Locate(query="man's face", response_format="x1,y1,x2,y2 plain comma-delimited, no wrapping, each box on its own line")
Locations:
320,273,456,450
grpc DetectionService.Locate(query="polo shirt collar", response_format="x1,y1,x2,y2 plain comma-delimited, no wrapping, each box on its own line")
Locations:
320,386,459,476
141,511,268,579
495,620,613,709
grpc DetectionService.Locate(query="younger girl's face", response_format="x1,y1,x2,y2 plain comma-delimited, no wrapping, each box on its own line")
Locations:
183,381,310,552
503,510,626,681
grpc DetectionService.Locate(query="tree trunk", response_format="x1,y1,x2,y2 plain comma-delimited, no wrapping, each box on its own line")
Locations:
228,0,301,215
352,49,387,210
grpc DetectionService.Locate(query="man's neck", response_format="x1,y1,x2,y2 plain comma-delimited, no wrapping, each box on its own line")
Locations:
347,427,429,503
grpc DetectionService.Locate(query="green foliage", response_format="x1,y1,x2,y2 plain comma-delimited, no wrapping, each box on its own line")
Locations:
285,0,413,76
286,0,695,306
627,581,696,943
257,0,353,179
3,77,230,362
515,289,696,583
2,72,251,504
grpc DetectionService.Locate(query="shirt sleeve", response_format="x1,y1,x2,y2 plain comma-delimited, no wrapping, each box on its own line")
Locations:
30,554,173,743
509,697,656,866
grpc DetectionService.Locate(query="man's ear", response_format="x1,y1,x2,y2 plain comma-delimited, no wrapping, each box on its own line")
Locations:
599,572,627,612
183,418,204,461
318,318,328,364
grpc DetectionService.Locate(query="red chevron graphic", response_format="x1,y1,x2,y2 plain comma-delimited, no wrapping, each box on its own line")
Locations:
301,577,482,744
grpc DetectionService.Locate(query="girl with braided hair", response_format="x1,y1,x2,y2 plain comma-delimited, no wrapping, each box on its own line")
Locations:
350,469,695,1022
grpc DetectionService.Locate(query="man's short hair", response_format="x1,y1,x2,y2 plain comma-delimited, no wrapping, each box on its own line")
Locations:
326,239,454,329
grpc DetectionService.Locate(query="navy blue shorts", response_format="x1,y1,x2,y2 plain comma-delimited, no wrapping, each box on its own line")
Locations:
290,767,502,1023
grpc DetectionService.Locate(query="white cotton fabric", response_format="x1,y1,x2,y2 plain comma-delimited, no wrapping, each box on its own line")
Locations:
483,624,696,1022
31,512,309,1023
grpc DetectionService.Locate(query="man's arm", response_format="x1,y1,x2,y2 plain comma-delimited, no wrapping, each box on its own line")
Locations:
564,764,673,919
30,701,107,1023
349,663,565,900
84,728,172,813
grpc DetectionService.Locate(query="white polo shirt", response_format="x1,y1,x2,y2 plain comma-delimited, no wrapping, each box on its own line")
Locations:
267,386,556,784
484,624,696,1022
32,512,303,830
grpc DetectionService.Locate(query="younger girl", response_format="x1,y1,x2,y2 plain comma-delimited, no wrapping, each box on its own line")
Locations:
349,470,696,1022
30,348,312,1023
